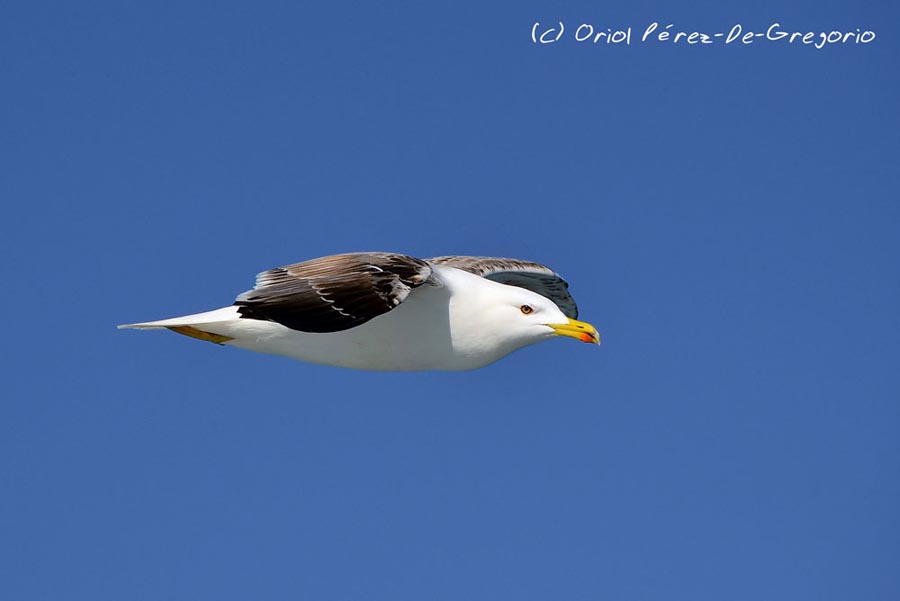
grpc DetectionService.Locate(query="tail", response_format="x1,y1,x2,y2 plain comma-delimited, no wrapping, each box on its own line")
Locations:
118,306,240,344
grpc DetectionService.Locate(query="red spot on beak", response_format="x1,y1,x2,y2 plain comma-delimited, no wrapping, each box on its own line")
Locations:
579,333,594,343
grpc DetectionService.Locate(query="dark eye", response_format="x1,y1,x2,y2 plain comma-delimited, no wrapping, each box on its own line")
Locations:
520,305,534,315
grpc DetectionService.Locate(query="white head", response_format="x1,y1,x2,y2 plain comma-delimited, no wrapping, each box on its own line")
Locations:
449,276,600,363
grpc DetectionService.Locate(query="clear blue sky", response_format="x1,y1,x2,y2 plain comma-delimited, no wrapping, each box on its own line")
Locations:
2,1,898,599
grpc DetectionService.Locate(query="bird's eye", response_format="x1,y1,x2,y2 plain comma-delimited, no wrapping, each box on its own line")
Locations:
520,305,534,315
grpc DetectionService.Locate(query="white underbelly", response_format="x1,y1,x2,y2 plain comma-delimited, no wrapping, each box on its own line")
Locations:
220,284,492,371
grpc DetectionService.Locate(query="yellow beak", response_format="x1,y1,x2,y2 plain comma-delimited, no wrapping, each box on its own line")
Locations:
548,318,601,345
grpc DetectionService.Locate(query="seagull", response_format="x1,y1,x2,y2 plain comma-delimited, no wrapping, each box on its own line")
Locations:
119,252,600,371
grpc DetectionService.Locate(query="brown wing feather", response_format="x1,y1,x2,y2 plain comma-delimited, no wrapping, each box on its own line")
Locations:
234,253,433,333
426,255,579,319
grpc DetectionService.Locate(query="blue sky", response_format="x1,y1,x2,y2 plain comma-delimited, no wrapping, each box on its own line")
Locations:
2,1,898,599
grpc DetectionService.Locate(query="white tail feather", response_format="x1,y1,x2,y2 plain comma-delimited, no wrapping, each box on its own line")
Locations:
118,306,240,330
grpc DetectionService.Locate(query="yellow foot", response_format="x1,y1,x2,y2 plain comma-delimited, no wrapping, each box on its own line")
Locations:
167,326,234,345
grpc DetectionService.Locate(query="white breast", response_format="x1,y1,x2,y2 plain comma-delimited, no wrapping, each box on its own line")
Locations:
221,266,520,371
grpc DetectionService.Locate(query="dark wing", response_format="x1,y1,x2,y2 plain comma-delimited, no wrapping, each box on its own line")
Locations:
234,253,433,333
426,255,579,319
